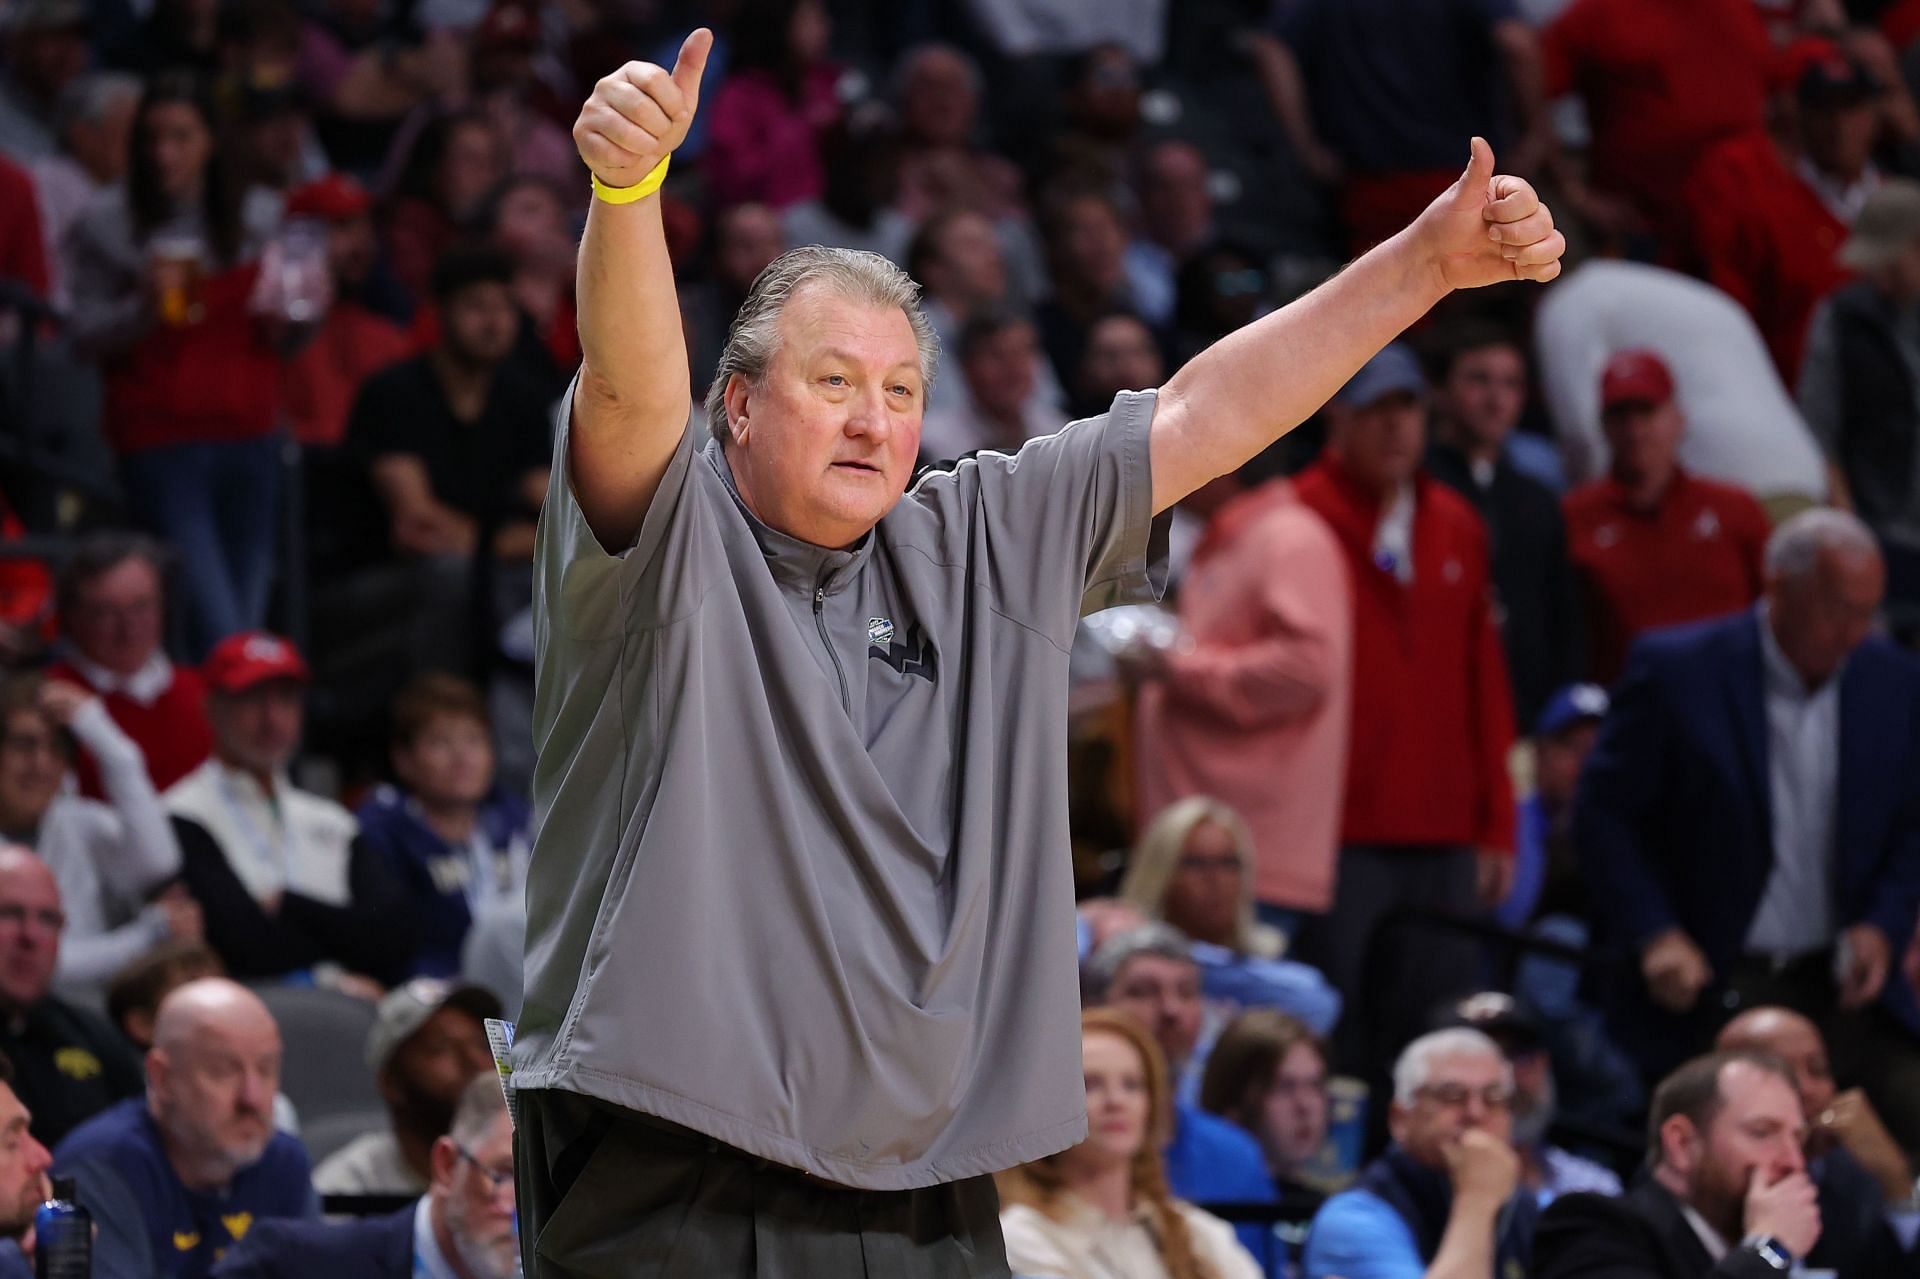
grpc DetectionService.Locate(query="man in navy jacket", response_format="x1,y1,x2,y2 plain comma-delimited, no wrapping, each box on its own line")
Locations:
1574,509,1920,1150
212,1074,517,1279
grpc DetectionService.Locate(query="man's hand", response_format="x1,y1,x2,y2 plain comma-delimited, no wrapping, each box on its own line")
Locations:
1838,922,1892,1009
1475,849,1514,908
36,680,96,725
1444,1129,1521,1211
1415,137,1564,292
1818,1088,1915,1203
1641,927,1713,1013
1744,1167,1822,1260
156,885,204,946
573,28,712,189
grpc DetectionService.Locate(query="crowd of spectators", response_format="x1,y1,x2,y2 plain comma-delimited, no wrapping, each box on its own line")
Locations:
3,0,1920,1277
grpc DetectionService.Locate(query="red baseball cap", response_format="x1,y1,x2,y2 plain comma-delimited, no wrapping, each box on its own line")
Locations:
203,631,310,693
285,174,371,223
1599,349,1675,411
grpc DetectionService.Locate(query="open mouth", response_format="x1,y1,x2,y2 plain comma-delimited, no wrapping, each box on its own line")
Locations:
832,460,881,473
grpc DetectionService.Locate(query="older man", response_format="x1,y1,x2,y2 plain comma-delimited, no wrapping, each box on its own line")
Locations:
213,1074,518,1279
1536,1052,1823,1279
1303,1028,1535,1279
1577,510,1920,1145
0,1050,54,1278
54,979,316,1279
1717,1007,1920,1275
515,27,1563,1275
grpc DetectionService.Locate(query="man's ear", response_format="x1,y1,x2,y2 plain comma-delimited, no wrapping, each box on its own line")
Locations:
1659,1114,1700,1177
723,374,751,446
429,1134,459,1191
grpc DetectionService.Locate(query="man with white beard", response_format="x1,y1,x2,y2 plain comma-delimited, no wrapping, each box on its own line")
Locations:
212,1074,519,1279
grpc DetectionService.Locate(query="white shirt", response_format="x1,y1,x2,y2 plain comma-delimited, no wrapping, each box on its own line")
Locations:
1797,156,1881,227
1680,1204,1731,1261
164,758,357,906
1747,606,1841,957
1000,1195,1262,1279
60,650,175,707
1372,482,1416,585
313,1130,428,1198
412,1195,459,1279
1534,261,1827,502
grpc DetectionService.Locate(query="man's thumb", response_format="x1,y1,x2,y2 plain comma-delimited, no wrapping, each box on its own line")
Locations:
671,27,714,105
1457,136,1495,202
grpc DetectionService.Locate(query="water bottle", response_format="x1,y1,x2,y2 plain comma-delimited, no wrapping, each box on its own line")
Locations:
34,1176,90,1279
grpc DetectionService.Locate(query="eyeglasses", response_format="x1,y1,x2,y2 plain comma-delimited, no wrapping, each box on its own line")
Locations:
1417,1083,1514,1111
0,904,65,933
456,1145,515,1197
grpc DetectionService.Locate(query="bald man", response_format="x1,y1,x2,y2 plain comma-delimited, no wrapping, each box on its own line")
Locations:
52,978,316,1279
1718,1008,1920,1275
0,847,143,1148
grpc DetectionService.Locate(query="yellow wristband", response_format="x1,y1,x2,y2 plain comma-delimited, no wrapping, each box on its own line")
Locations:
591,156,671,205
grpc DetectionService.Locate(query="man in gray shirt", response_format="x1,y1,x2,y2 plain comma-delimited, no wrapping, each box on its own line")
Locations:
513,26,1565,1278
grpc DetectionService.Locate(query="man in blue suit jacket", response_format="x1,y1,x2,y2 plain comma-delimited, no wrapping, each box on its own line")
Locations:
212,1075,516,1279
1574,509,1920,1151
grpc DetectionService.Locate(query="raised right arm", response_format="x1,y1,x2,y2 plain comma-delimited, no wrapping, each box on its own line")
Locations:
568,28,713,552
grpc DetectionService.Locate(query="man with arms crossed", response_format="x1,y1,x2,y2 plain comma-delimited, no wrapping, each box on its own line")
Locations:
513,27,1564,1277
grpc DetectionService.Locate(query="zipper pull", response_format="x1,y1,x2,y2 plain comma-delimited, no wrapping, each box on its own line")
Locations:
814,586,826,613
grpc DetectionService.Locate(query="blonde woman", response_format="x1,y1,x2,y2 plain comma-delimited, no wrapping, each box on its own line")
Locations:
999,1009,1262,1279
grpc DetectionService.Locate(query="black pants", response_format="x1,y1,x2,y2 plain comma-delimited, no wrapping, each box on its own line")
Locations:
514,1090,1012,1278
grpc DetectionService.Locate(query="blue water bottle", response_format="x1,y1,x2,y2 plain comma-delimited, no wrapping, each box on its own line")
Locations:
34,1176,90,1279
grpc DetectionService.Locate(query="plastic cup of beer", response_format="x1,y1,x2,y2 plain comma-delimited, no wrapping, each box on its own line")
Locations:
150,235,206,327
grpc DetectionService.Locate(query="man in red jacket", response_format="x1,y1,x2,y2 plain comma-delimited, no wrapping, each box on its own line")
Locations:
1293,343,1517,1091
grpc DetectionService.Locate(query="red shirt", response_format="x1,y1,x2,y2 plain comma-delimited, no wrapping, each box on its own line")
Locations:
105,263,282,453
1294,459,1516,853
1682,131,1850,385
1562,471,1769,684
46,657,213,800
283,302,415,447
1542,0,1769,229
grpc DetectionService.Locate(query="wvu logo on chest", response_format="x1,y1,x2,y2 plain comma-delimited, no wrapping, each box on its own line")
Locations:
222,1212,253,1241
868,617,935,682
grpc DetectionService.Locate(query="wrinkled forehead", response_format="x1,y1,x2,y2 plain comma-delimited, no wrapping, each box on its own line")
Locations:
1421,1050,1508,1089
1114,952,1199,990
774,287,924,379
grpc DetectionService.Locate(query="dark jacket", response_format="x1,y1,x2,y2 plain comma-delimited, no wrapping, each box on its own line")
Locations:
1816,282,1917,537
1810,1146,1920,1279
1428,442,1582,727
209,1204,414,1278
1573,610,1920,1068
1537,1180,1792,1278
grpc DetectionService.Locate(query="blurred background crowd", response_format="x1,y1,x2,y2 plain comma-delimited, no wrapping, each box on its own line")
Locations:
1,0,1920,1276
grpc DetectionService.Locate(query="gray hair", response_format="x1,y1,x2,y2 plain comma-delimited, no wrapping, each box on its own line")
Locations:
1392,1028,1511,1106
702,246,940,444
1085,921,1195,1000
54,71,142,138
1764,507,1880,582
448,1070,508,1148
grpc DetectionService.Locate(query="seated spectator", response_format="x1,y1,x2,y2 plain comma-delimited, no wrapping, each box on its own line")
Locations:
1534,1052,1821,1279
213,1073,517,1278
703,0,842,209
1575,510,1920,1150
1302,1028,1535,1279
1800,179,1920,636
1170,240,1271,366
464,4,574,191
279,175,414,449
0,0,89,161
685,202,784,396
166,632,407,987
890,44,1028,231
906,208,1013,358
1042,43,1147,199
1073,309,1164,422
1037,187,1146,393
382,110,509,307
1291,345,1515,1092
1717,1007,1920,1274
30,71,141,311
1087,926,1279,1223
341,245,552,680
1561,349,1770,683
355,674,529,982
1426,325,1579,726
55,978,316,1279
1262,0,1549,255
46,532,214,798
1133,477,1351,936
105,940,222,1051
0,848,144,1149
1682,44,1873,386
916,310,1065,465
1539,0,1768,254
0,1050,52,1279
481,175,579,372
1122,139,1217,327
1444,993,1621,1207
1199,1009,1336,1193
1118,799,1341,1037
777,99,915,264
1535,261,1830,505
312,977,497,1198
998,1008,1262,1279
0,674,196,1003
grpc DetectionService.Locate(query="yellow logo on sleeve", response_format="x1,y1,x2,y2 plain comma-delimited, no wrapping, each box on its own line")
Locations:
221,1212,253,1242
173,1230,200,1251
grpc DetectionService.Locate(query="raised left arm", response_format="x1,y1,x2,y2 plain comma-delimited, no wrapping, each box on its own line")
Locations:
1149,138,1563,513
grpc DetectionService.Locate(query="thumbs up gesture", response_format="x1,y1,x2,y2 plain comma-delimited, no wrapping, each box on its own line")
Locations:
573,27,713,190
1417,136,1565,290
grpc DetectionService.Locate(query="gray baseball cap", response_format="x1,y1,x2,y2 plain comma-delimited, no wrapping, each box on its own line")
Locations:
1333,342,1427,409
1839,179,1920,272
364,977,502,1076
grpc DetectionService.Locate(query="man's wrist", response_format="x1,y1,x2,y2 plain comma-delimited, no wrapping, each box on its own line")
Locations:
1738,1234,1793,1271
